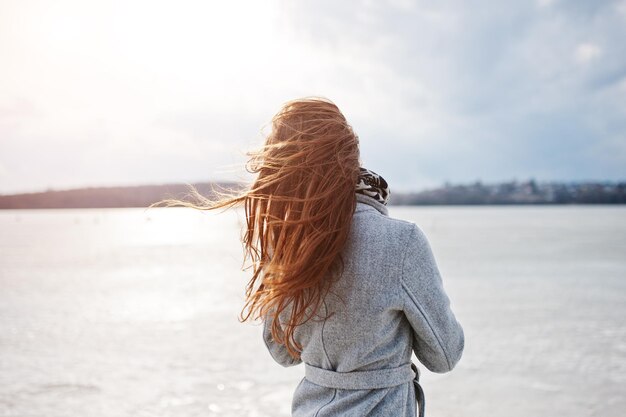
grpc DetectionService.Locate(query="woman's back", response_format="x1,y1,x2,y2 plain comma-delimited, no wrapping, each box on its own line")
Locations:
155,97,464,416
264,193,465,416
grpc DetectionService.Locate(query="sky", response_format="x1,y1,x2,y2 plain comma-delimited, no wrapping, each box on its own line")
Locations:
0,0,625,194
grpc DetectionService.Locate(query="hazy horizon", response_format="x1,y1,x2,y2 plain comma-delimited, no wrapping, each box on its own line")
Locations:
2,176,624,197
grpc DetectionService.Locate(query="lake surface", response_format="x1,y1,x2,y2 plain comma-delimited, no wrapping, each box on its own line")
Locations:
0,205,625,417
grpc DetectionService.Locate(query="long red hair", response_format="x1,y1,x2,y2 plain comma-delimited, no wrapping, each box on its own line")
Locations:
152,97,361,359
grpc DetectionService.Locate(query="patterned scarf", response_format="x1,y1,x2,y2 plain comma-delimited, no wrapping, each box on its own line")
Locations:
355,167,390,205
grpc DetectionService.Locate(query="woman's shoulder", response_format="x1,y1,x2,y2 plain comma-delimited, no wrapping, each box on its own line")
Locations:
351,202,421,252
354,200,417,230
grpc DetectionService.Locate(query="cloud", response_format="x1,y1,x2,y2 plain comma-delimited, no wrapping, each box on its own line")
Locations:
0,0,624,193
575,42,602,64
279,0,626,189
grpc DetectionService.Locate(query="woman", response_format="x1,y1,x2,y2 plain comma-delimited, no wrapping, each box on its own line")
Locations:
156,97,464,416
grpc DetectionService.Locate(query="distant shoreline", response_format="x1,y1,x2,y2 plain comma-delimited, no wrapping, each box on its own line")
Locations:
0,179,624,209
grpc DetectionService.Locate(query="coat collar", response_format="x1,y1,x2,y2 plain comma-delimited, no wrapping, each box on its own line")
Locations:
355,193,389,216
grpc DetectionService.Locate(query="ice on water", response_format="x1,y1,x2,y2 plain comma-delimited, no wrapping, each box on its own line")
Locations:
1,205,624,417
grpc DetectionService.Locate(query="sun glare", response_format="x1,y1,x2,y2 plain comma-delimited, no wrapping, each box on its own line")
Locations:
106,1,281,88
6,0,283,105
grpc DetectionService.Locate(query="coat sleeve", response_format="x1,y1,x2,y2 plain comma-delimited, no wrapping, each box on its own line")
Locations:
401,224,464,373
262,311,302,367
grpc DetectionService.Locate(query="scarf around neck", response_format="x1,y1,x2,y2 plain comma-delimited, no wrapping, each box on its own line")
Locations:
356,167,390,205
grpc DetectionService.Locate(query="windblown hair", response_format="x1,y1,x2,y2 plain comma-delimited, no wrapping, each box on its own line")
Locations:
152,97,361,359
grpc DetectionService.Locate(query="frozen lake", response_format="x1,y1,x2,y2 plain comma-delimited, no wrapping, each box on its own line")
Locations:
1,205,625,417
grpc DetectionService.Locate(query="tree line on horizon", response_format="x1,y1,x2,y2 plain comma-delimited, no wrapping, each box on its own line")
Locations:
390,179,626,205
0,179,624,209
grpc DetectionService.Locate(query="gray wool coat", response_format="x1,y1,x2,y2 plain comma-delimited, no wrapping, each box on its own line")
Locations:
262,193,465,417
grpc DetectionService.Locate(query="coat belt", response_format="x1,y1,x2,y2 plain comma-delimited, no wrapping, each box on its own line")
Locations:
304,362,416,390
305,362,426,417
